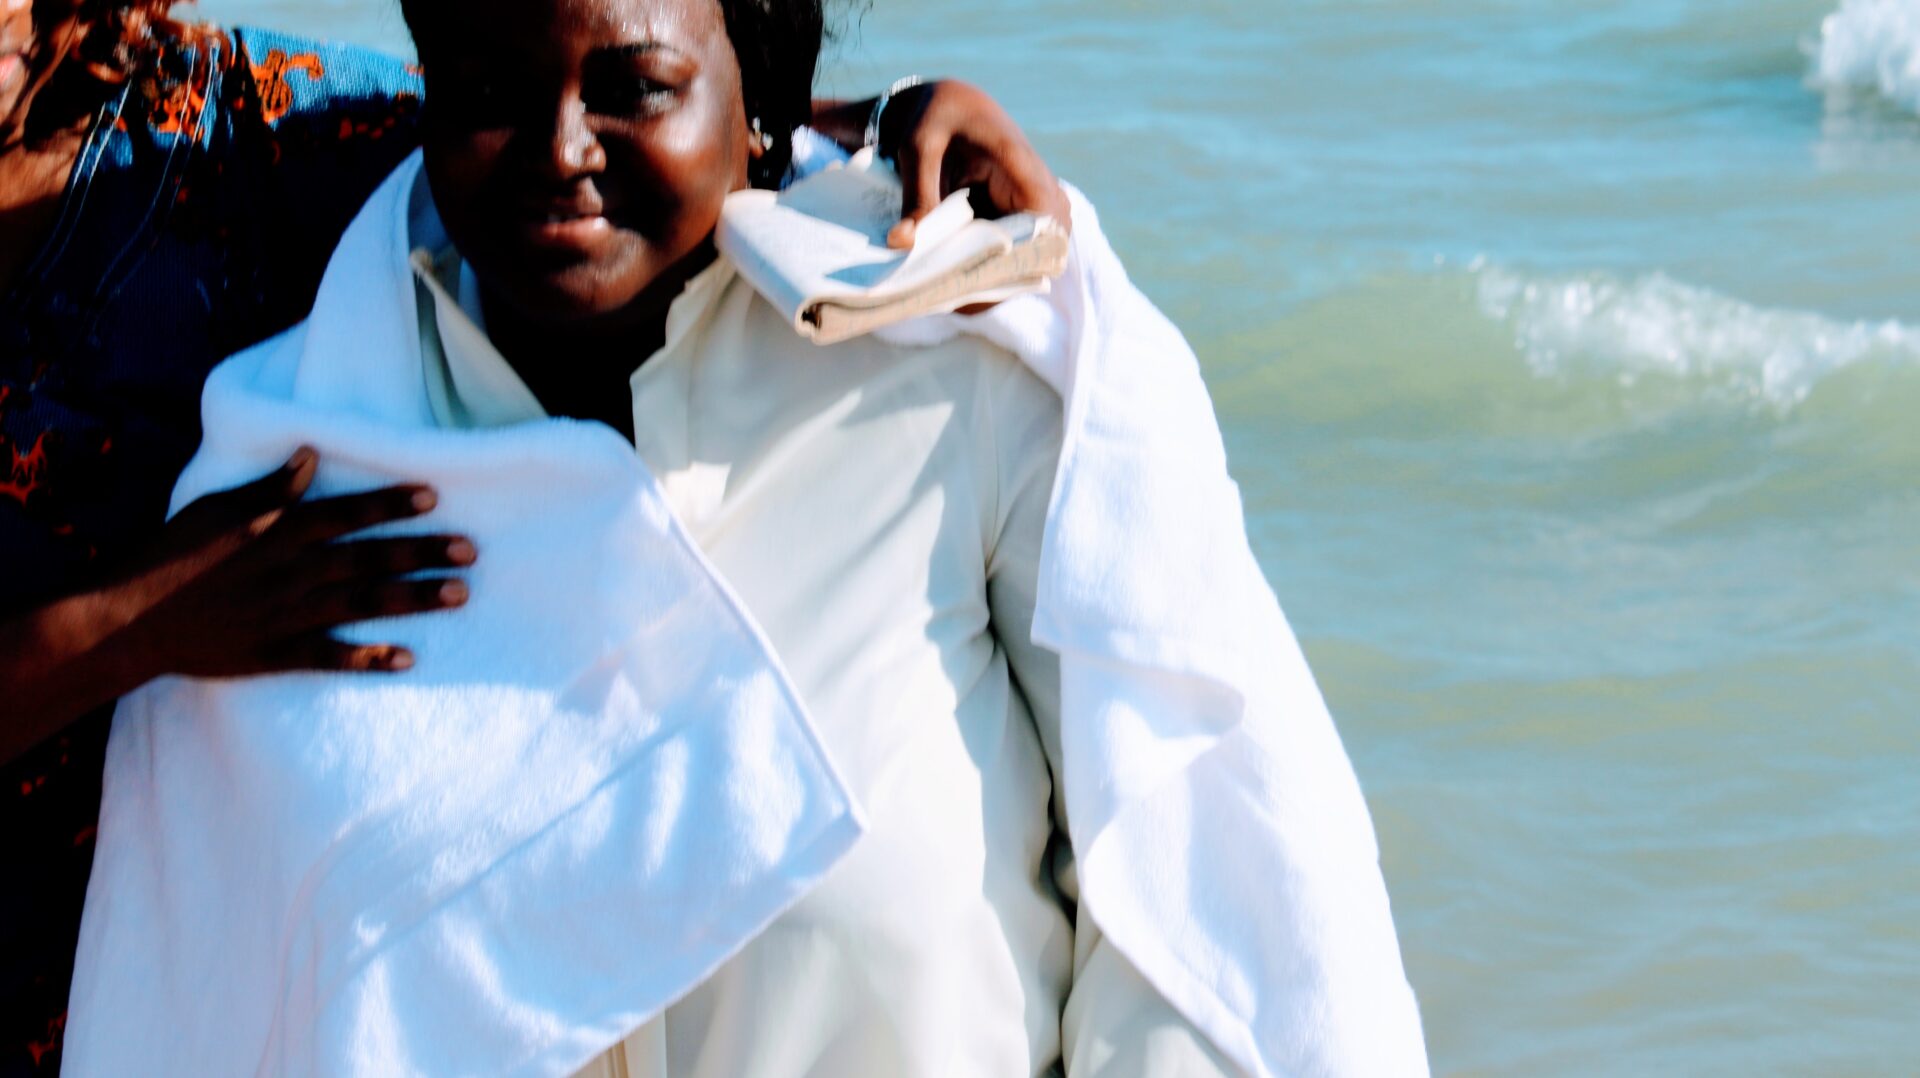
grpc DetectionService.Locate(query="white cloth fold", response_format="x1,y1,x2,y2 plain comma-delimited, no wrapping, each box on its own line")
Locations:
768,148,1432,1078
63,156,863,1078
67,148,1428,1078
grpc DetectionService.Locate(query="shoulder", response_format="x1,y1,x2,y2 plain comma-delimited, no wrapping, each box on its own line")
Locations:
209,30,422,198
131,26,421,138
124,25,422,197
886,327,1062,446
820,310,1066,503
722,276,1064,437
876,329,1064,552
222,27,423,126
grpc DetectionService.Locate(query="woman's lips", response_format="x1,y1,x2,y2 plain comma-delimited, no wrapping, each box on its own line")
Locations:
528,213,610,246
513,209,617,256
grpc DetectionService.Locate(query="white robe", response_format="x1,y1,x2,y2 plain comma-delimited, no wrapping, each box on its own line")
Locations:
64,152,1428,1078
408,228,1240,1076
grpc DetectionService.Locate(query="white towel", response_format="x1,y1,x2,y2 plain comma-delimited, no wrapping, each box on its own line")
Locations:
880,193,1429,1077
62,157,863,1078
67,150,1429,1078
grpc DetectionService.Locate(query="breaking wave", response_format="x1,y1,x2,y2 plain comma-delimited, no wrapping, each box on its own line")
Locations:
1812,0,1920,114
1473,265,1920,409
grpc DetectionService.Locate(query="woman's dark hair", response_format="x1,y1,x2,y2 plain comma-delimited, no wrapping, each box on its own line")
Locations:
719,0,825,187
400,0,827,189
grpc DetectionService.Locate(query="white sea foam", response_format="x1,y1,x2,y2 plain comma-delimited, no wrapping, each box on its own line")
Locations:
1812,0,1920,114
1474,266,1920,407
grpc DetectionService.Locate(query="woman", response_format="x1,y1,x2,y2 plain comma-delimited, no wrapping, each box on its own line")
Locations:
0,0,1068,1069
62,0,1428,1073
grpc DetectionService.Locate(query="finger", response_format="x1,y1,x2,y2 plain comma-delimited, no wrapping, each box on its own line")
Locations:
300,535,478,589
282,576,469,635
280,484,440,545
889,127,953,250
260,633,416,674
175,447,319,535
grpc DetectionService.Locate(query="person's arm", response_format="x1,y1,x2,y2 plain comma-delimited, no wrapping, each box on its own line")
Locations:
982,370,1243,1076
0,448,474,765
805,96,879,156
812,79,1071,249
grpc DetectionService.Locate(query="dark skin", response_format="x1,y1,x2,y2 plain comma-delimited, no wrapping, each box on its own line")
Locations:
0,0,1068,765
418,0,752,436
0,0,91,291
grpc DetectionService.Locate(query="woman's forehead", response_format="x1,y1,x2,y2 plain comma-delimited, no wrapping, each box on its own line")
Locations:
416,0,723,53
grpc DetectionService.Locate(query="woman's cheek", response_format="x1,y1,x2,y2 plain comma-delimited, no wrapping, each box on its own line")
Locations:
423,135,508,234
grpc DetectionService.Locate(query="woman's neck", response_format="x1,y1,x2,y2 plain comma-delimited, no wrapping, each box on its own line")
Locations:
480,242,720,442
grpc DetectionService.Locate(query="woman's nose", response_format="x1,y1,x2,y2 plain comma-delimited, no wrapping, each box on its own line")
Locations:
541,97,606,178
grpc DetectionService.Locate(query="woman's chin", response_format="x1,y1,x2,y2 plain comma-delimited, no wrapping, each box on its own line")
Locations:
467,233,719,330
473,258,653,326
511,283,638,324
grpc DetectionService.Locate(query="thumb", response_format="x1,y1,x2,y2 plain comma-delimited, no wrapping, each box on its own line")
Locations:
205,446,319,520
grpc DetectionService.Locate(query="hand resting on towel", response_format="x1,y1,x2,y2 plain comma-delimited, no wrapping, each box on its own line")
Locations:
0,446,475,762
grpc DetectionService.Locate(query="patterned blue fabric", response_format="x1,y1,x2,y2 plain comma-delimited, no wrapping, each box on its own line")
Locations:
0,28,422,1074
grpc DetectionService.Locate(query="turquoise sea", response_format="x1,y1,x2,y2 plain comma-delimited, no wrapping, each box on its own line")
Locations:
189,0,1920,1071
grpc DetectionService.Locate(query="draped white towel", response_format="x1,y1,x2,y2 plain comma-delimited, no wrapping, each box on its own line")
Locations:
61,157,864,1078
64,149,1428,1078
835,153,1430,1077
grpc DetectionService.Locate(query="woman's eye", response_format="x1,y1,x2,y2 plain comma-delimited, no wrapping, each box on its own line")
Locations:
587,77,676,118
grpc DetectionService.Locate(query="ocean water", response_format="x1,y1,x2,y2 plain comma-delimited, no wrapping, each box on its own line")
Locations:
188,0,1920,1072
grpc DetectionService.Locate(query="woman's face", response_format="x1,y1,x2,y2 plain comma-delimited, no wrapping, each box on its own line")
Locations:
415,0,755,323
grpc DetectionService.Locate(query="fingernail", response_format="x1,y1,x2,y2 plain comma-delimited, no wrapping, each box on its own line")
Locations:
286,446,317,470
446,539,477,565
411,488,438,513
384,648,415,672
439,580,469,605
